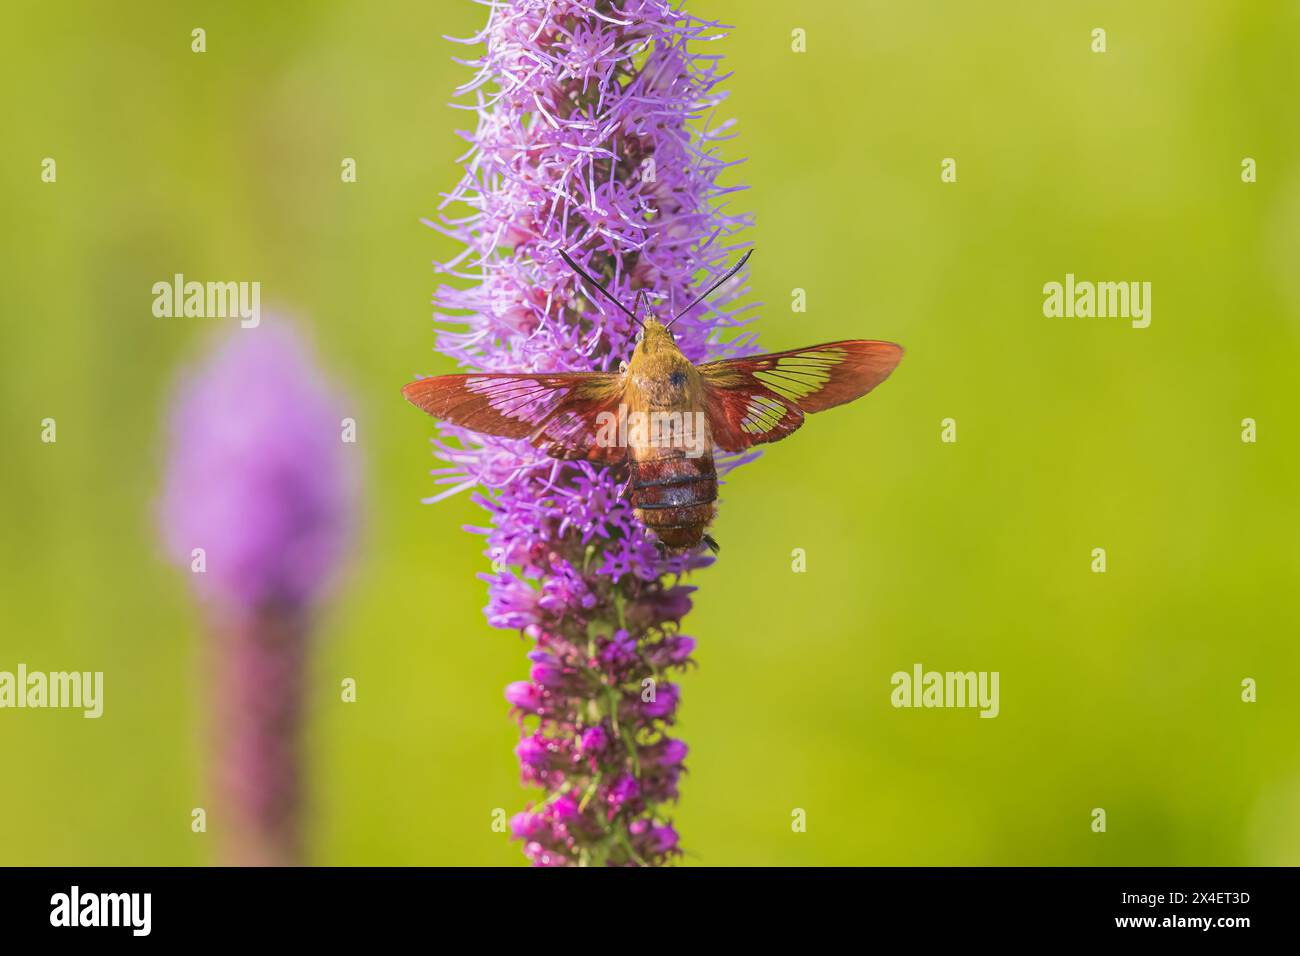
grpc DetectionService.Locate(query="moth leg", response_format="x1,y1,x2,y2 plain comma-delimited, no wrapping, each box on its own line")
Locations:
702,533,721,554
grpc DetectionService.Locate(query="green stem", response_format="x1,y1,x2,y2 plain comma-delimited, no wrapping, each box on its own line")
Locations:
617,828,650,867
613,585,627,631
578,772,603,813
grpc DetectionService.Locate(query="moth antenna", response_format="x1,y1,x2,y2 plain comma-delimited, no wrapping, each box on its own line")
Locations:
558,249,642,328
666,248,753,330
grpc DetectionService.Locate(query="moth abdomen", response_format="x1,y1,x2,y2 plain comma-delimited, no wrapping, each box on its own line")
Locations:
629,453,717,550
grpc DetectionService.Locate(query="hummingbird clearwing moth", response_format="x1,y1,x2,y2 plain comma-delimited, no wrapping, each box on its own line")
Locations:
403,249,903,553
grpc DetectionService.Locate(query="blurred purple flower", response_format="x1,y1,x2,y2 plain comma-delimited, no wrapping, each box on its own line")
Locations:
161,323,353,609
160,321,355,865
419,0,754,865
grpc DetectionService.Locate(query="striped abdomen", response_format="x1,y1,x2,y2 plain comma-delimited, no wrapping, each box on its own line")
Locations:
629,452,718,550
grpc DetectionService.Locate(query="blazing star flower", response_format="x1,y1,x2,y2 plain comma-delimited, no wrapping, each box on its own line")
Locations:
421,0,755,866
160,322,355,865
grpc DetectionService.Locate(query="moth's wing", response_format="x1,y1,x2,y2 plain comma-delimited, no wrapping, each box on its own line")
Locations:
697,340,903,452
402,371,627,464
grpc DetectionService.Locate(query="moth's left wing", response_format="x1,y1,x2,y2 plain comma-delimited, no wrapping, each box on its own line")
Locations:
402,371,627,463
698,340,903,452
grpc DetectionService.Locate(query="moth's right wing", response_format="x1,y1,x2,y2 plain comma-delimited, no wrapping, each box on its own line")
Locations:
697,340,903,451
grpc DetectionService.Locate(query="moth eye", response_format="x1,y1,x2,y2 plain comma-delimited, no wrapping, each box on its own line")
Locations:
634,329,644,344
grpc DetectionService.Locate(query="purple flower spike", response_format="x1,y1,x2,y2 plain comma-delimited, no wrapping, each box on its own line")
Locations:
420,1,754,865
161,324,353,611
160,321,355,866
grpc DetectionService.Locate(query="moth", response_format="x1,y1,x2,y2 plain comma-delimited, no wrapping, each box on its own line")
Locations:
403,250,903,553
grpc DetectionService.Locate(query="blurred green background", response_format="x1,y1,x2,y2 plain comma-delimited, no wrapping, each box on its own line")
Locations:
2,0,1298,866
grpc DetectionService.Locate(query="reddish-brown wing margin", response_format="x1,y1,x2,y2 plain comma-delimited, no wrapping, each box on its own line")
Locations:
402,371,626,463
698,340,903,451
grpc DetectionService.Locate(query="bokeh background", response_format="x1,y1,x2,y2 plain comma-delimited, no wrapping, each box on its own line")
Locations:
2,0,1298,865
